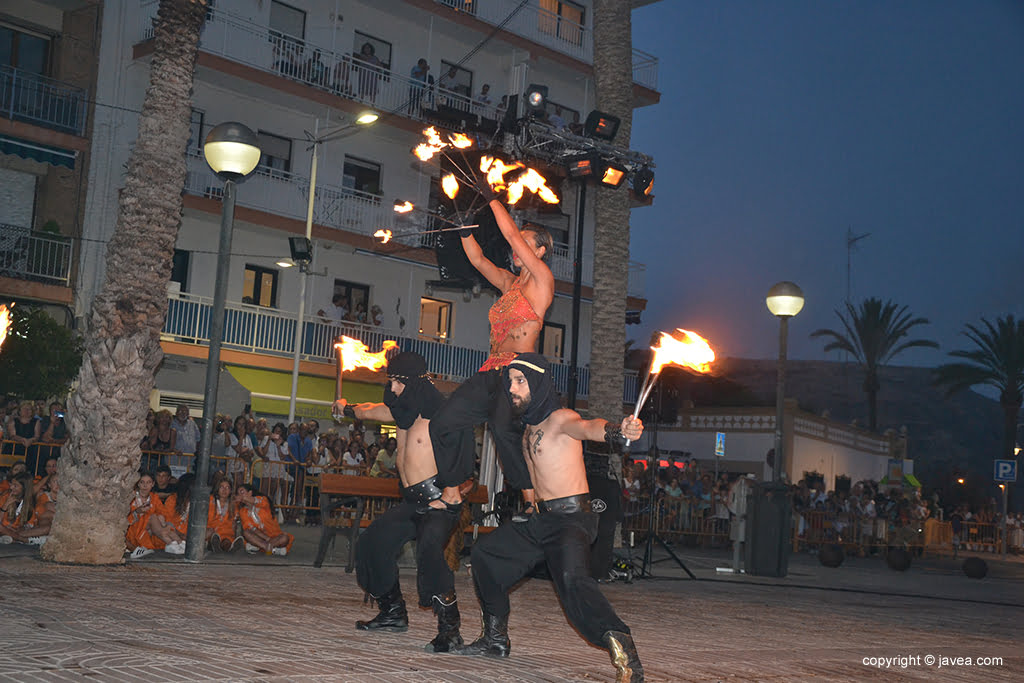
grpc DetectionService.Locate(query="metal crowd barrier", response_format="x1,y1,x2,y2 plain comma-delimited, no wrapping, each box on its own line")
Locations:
621,495,731,548
0,439,65,477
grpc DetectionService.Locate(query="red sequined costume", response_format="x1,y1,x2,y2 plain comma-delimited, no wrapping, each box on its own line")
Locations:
479,278,541,371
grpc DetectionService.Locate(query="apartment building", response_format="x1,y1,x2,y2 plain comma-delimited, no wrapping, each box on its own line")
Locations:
78,0,662,419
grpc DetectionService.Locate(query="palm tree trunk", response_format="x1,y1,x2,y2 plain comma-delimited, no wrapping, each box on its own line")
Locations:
42,0,207,564
1001,400,1021,461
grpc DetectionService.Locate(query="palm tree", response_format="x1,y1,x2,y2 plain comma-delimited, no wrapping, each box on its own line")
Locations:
810,298,938,431
933,316,1024,462
41,0,208,564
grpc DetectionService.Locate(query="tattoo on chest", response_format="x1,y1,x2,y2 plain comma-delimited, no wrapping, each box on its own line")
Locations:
525,428,544,459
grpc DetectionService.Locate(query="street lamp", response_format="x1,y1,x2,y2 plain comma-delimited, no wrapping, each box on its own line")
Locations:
184,122,260,563
766,281,804,482
287,112,377,422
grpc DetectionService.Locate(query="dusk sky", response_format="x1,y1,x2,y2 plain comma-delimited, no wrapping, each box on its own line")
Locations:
628,1,1024,366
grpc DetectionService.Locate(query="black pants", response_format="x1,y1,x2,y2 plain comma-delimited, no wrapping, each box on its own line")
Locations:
429,369,532,490
470,510,630,647
587,475,623,580
355,501,462,607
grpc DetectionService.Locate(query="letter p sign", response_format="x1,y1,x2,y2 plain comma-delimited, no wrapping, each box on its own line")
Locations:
994,459,1017,482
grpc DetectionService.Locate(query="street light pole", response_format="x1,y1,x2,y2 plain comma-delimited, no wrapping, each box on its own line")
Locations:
185,122,261,563
766,281,804,483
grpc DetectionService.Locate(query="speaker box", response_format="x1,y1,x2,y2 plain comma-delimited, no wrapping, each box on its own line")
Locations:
819,544,844,568
962,557,988,579
886,547,912,571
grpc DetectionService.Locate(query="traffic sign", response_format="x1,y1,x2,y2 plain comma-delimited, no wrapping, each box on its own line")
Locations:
715,432,725,457
994,459,1017,482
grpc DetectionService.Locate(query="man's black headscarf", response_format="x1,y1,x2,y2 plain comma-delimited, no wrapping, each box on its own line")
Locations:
504,353,562,425
383,351,442,429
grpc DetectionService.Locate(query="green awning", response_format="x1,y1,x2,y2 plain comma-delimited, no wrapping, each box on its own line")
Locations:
226,365,384,422
0,135,76,169
904,473,922,488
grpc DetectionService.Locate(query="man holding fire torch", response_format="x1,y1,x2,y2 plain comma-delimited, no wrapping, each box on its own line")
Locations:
428,197,555,515
456,353,645,682
334,351,474,653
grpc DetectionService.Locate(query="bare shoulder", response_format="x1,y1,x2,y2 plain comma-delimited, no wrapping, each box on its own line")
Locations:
546,408,581,431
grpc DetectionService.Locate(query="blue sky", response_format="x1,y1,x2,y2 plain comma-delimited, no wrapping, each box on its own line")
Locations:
629,0,1024,364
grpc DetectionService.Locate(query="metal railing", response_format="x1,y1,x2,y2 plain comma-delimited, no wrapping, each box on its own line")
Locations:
0,224,73,286
0,64,88,136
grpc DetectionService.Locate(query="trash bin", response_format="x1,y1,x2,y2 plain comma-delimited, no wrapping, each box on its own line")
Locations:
744,481,792,577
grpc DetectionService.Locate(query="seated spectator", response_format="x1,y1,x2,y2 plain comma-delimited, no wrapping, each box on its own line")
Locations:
34,456,59,487
208,476,242,552
147,473,194,555
19,469,58,545
0,472,36,543
236,483,293,556
0,461,28,496
126,471,163,558
153,465,176,502
171,404,200,456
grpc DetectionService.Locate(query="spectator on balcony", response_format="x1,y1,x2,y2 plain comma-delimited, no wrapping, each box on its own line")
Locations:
346,301,368,324
38,402,68,461
317,292,348,324
353,42,384,102
437,66,461,109
305,49,329,87
171,404,200,456
568,110,583,136
547,105,567,131
236,482,293,555
3,401,40,472
409,58,431,115
370,304,384,326
332,53,354,96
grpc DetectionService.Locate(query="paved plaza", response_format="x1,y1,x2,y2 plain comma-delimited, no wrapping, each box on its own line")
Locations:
1,529,1022,682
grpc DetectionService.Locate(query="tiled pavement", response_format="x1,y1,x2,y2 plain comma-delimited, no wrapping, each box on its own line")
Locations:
1,529,1022,682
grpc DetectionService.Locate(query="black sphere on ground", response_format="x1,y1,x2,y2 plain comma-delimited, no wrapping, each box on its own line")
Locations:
819,544,844,568
962,557,988,579
886,547,912,571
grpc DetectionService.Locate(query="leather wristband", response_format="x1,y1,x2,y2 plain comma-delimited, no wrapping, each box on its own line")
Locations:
458,227,474,238
604,422,626,451
342,405,356,419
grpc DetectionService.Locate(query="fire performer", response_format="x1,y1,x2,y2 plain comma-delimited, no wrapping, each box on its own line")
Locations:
457,353,644,682
429,198,554,514
334,351,473,653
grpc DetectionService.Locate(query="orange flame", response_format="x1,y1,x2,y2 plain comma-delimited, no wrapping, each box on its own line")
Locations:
334,336,399,372
374,229,393,244
480,156,524,192
0,303,12,351
441,173,460,199
393,201,413,213
449,132,473,149
507,167,559,205
649,329,715,375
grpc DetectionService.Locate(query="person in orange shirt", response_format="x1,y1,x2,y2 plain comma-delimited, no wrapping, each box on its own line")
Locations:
0,472,36,542
235,483,293,556
16,470,58,545
0,461,28,497
208,476,242,552
147,473,194,555
126,472,164,559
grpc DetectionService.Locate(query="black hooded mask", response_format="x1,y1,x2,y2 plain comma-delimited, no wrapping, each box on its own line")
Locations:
504,353,562,425
383,351,442,429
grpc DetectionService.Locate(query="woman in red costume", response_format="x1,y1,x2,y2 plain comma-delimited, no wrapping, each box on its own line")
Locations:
429,198,554,511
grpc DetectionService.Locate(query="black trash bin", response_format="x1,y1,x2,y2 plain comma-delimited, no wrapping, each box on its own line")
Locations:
744,481,792,577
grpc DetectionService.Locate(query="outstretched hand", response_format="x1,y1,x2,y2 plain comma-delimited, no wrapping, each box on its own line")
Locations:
621,415,643,442
332,399,355,422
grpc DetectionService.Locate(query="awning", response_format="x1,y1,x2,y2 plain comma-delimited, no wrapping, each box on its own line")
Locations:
226,365,384,422
0,135,76,169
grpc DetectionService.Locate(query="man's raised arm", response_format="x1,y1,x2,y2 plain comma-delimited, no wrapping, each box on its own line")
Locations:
559,413,643,447
333,398,393,423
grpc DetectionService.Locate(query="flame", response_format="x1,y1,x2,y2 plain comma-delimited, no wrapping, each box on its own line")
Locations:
334,336,399,372
507,167,559,206
0,303,12,351
374,229,393,244
649,329,715,375
441,173,460,199
393,201,413,213
449,132,474,149
480,156,524,192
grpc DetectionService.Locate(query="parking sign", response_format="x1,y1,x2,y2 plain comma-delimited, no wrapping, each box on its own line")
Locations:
994,459,1017,482
715,432,725,457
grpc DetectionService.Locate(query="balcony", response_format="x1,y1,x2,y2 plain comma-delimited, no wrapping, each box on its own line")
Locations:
0,224,73,286
0,65,88,137
162,291,640,401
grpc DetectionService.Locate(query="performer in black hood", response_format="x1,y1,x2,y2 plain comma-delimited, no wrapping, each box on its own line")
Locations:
457,352,647,683
334,351,473,653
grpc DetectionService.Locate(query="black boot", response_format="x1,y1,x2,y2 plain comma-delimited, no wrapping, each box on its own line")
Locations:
424,591,463,653
454,612,510,657
603,630,644,683
355,584,409,632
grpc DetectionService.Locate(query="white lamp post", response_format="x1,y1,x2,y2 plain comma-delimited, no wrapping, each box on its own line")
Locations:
185,122,260,562
766,281,804,483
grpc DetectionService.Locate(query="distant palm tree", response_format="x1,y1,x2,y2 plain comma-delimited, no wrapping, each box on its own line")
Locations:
933,316,1024,461
810,298,938,431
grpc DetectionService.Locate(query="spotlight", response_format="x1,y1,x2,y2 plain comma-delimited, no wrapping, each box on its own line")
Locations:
289,237,313,263
632,167,655,196
599,162,628,188
583,110,620,141
524,84,548,115
566,154,597,178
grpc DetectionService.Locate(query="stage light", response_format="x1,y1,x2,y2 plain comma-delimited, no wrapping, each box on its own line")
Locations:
599,163,628,188
583,110,620,141
632,167,655,196
566,154,596,178
289,236,313,263
524,84,548,115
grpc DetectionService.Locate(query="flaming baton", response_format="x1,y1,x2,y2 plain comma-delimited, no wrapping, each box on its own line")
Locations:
626,329,716,446
0,303,12,352
333,336,399,420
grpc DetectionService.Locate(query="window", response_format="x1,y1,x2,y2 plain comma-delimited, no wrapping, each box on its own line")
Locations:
269,1,305,40
539,322,564,361
330,279,370,323
257,131,291,177
419,297,451,342
187,109,204,155
352,31,392,72
342,155,382,196
538,0,584,47
0,24,50,74
438,60,473,102
243,265,279,307
171,250,190,292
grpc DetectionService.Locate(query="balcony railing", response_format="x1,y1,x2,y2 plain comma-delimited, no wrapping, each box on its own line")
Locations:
0,224,73,286
0,64,88,137
162,291,640,401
